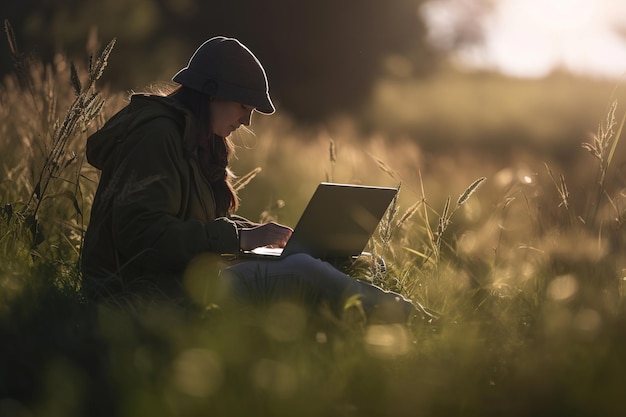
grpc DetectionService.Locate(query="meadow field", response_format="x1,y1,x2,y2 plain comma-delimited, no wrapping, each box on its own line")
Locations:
1,36,626,417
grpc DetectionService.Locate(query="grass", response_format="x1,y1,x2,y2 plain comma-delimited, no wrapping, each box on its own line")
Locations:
2,27,626,416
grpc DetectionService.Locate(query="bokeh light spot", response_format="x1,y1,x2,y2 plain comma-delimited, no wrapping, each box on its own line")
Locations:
172,349,223,398
263,302,307,342
547,274,578,301
364,324,409,357
251,359,298,397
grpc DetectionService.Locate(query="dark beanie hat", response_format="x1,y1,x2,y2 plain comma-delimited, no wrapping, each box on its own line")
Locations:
172,37,275,114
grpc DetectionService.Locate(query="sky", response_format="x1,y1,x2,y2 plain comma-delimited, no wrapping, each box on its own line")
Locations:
422,0,626,79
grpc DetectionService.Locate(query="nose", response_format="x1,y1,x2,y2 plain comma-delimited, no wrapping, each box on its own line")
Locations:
240,110,252,126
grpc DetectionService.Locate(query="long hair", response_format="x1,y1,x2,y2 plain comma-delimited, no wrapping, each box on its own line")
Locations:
168,86,239,215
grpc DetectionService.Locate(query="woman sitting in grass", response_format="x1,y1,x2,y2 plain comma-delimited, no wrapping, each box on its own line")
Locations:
81,36,413,323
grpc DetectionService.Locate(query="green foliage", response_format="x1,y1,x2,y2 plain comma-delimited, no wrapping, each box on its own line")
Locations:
581,99,626,224
2,33,626,417
1,21,117,267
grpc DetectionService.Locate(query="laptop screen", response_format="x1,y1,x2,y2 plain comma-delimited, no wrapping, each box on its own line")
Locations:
280,182,398,259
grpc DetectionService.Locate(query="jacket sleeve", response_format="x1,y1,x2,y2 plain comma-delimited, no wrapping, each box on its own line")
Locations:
110,121,239,273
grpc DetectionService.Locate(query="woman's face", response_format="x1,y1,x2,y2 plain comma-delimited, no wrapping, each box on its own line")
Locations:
210,99,255,137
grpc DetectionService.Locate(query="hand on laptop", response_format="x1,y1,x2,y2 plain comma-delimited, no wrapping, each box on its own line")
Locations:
239,222,293,251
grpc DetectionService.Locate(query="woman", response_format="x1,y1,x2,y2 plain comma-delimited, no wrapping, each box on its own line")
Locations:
81,36,413,323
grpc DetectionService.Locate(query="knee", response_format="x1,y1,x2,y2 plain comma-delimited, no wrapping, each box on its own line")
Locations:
284,253,316,262
282,253,337,276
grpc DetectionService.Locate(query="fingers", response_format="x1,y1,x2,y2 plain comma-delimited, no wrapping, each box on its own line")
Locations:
239,222,293,250
263,222,292,247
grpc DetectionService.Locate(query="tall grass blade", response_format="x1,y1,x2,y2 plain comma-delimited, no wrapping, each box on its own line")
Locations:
91,38,116,82
371,154,400,181
329,138,336,164
327,138,336,182
417,169,433,242
456,177,486,208
605,107,625,170
233,167,261,192
42,190,83,216
4,19,19,60
559,174,569,209
397,200,422,228
70,62,82,95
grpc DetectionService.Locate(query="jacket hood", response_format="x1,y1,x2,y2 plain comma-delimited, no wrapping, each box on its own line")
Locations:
86,94,191,170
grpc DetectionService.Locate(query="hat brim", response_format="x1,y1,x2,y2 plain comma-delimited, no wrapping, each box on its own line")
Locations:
173,69,275,114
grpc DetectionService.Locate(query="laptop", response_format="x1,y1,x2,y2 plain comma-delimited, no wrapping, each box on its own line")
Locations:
242,182,398,261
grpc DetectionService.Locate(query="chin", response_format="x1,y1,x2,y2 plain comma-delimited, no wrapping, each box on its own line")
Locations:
221,128,235,137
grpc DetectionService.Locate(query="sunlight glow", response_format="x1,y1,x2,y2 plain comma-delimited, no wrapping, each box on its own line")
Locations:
423,0,626,79
484,0,602,77
531,0,595,34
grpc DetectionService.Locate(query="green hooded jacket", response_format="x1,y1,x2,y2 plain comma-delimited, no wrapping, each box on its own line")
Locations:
82,94,241,298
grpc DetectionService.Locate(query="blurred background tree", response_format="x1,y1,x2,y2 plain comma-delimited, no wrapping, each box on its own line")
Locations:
1,0,445,122
2,0,625,160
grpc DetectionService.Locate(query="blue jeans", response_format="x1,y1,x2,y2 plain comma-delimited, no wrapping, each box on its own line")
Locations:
220,253,413,322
